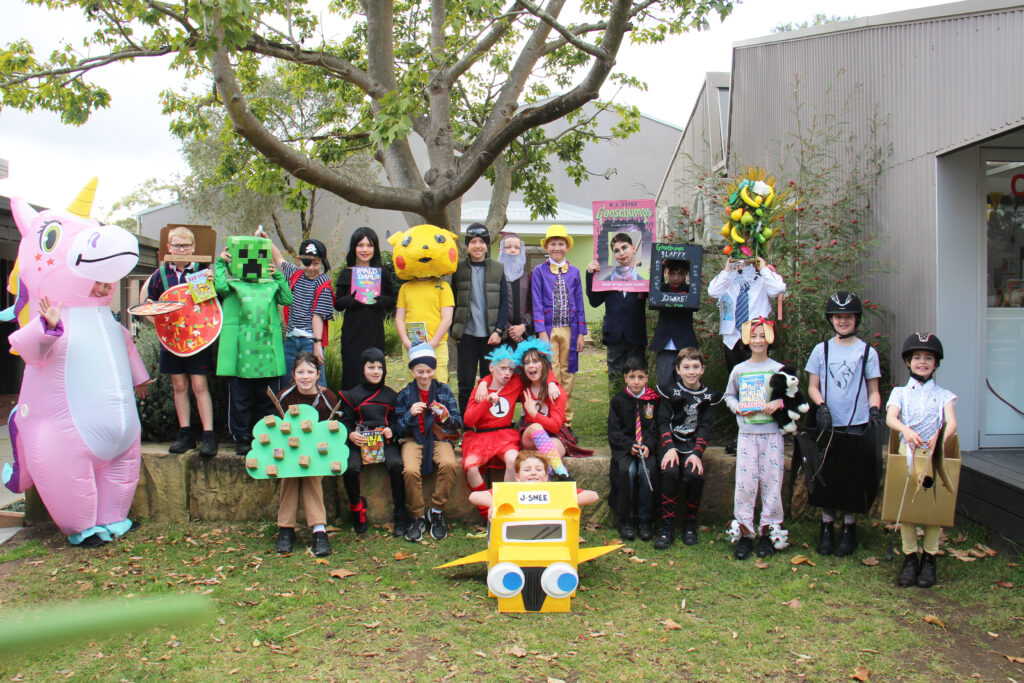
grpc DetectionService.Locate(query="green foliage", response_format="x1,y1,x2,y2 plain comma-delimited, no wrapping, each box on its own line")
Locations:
773,14,853,34
670,74,894,383
1,0,736,231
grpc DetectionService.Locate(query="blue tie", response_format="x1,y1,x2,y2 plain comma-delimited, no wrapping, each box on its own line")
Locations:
735,281,749,326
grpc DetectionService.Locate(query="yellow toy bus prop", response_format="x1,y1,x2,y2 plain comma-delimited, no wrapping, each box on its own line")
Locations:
435,482,620,613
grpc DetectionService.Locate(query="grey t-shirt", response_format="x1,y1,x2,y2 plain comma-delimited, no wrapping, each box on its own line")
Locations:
805,338,880,427
466,261,487,337
724,357,784,434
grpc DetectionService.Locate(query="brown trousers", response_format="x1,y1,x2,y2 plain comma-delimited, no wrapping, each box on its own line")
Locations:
401,439,457,518
277,476,327,528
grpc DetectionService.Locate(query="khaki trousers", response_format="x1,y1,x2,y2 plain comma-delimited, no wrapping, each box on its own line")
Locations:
548,325,575,424
401,439,457,518
277,477,326,528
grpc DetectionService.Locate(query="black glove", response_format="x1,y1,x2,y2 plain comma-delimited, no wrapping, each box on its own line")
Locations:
816,403,832,432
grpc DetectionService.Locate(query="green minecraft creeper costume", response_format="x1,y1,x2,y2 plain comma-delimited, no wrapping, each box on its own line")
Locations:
215,237,293,378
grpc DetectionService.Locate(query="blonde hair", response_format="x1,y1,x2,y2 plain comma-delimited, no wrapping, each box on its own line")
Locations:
167,226,195,244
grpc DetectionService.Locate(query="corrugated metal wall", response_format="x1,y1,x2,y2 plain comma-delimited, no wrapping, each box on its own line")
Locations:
657,74,728,240
728,5,1024,345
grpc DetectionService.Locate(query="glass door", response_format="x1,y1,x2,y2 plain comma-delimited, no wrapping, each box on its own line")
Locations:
982,157,1024,447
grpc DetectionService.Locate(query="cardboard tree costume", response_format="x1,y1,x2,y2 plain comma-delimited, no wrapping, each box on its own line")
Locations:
1,179,150,545
245,404,349,479
214,236,293,378
436,482,620,613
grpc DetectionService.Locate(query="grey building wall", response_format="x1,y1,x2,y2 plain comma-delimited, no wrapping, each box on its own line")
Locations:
727,1,1024,339
655,72,730,242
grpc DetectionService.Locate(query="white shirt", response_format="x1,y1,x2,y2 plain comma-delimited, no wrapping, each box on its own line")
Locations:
708,265,786,349
886,378,956,450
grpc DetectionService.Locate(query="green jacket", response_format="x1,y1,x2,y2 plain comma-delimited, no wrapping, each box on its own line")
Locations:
451,258,507,340
214,259,293,378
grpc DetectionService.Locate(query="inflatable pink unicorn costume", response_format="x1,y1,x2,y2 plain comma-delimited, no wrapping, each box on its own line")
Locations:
2,179,150,546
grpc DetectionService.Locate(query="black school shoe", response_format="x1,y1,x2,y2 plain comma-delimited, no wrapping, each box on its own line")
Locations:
392,508,408,538
312,531,332,557
817,521,835,555
638,521,654,542
916,552,937,588
276,527,295,554
756,534,775,558
896,552,920,587
682,519,699,546
405,517,427,542
834,524,857,557
169,427,196,454
617,521,636,542
654,527,674,550
734,536,754,560
198,431,219,457
235,438,252,457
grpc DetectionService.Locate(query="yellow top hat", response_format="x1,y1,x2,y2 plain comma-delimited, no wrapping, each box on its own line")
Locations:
541,224,573,251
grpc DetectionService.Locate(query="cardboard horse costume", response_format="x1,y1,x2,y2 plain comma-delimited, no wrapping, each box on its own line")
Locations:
436,482,619,613
1,179,149,545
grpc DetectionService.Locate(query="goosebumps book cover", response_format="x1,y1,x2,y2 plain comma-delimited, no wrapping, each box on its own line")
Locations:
591,199,655,293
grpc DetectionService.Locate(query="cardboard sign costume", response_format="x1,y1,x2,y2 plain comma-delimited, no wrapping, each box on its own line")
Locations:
214,236,292,378
436,482,619,613
2,179,149,544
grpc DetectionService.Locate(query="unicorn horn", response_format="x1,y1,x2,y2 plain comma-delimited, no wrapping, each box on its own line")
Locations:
67,177,99,218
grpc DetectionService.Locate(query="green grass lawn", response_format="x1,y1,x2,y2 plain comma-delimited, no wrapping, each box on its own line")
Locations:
0,518,1020,681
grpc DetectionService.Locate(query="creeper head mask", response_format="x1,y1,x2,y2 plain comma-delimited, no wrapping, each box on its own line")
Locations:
227,236,273,281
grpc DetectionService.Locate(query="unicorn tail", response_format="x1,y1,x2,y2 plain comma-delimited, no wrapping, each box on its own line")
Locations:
3,409,32,494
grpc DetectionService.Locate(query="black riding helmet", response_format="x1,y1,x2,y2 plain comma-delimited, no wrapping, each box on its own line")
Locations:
900,332,943,364
825,291,862,338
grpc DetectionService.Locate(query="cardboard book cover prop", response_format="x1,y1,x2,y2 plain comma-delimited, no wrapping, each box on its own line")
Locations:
214,236,292,378
151,283,223,357
245,403,349,479
158,224,216,264
1,178,150,545
435,482,620,613
880,424,962,527
590,199,654,293
648,243,703,310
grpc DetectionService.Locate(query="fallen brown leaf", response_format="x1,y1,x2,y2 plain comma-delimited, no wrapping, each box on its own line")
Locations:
362,621,381,629
329,568,356,579
782,598,802,609
995,580,1014,588
850,665,870,681
790,555,815,566
923,615,946,629
861,557,879,566
507,646,527,658
393,551,411,561
628,556,646,564
1001,654,1024,664
473,651,487,658
660,619,682,630
754,559,769,569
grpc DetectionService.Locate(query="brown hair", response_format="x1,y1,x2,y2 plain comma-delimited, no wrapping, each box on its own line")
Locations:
518,348,552,404
675,347,704,366
514,451,549,474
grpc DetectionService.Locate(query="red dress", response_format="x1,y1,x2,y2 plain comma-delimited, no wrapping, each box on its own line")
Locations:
522,379,567,435
462,374,523,470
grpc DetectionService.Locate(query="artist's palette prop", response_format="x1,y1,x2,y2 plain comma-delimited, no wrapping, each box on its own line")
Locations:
435,481,619,613
648,243,703,310
246,403,349,479
128,301,185,317
153,283,223,357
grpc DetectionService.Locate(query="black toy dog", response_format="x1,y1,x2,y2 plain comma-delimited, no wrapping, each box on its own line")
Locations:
768,365,810,434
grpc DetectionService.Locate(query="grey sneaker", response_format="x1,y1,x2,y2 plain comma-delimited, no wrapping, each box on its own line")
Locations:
405,517,427,543
429,510,448,540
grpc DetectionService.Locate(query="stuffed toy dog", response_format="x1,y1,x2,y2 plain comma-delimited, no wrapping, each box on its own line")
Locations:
768,365,809,434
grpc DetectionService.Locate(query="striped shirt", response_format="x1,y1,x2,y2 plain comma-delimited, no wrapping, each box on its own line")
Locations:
280,261,334,335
